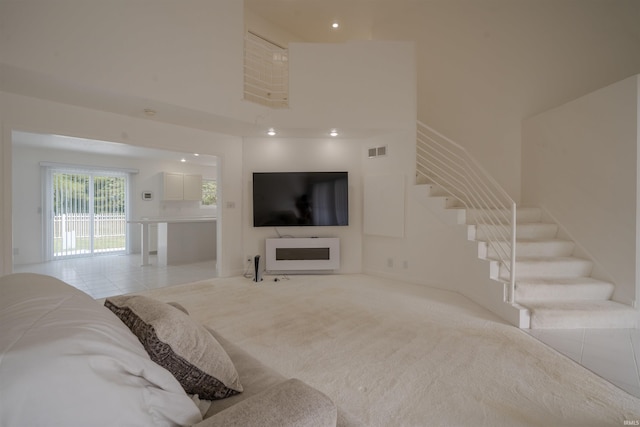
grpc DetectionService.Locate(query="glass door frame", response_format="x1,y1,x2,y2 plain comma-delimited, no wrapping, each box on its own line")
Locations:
43,165,131,261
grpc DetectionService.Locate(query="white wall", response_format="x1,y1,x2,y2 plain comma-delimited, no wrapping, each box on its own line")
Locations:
0,1,416,139
11,144,217,264
242,136,363,274
1,92,244,276
277,41,416,132
0,0,245,120
243,11,416,134
236,23,416,278
522,75,640,306
372,0,640,202
359,131,503,307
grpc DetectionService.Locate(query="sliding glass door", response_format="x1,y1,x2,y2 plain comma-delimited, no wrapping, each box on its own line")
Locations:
48,168,128,259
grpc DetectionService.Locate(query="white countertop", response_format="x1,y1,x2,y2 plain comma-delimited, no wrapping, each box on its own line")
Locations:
128,217,216,224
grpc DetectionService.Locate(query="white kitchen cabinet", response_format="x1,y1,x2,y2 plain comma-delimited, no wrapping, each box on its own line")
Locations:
162,173,202,201
162,173,184,200
183,174,203,201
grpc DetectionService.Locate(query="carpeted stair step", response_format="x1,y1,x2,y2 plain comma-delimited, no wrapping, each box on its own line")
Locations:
419,185,633,329
470,222,558,241
480,238,575,259
522,300,639,329
514,277,614,301
500,256,593,279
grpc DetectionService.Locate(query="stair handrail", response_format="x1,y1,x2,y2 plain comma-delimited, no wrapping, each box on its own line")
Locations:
416,121,517,302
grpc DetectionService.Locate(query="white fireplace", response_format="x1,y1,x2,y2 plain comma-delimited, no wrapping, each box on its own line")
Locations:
265,238,340,272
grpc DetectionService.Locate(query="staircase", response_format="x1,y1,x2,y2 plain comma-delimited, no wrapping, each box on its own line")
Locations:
416,121,638,329
422,183,638,328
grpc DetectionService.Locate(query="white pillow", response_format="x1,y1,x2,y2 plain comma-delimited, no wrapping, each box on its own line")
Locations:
105,295,243,400
0,273,203,427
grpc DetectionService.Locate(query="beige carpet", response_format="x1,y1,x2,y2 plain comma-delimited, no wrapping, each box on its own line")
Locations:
139,274,640,427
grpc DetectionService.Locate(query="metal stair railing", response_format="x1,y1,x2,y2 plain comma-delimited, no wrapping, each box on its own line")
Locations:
416,121,517,303
243,31,289,109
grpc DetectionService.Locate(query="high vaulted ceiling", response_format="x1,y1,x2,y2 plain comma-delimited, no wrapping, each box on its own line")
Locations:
245,0,640,122
244,0,415,43
245,0,640,46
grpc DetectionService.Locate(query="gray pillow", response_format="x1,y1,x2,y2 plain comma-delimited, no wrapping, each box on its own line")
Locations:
105,295,243,400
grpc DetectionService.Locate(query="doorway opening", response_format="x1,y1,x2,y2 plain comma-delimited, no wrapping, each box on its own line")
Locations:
11,131,219,288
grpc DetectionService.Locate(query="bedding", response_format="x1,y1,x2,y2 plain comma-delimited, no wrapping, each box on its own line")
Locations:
0,273,203,427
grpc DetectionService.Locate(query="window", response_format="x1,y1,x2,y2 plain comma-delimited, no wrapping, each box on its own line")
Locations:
202,179,217,207
46,167,129,259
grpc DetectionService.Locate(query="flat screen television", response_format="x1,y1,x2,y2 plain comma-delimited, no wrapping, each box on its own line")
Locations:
253,172,349,227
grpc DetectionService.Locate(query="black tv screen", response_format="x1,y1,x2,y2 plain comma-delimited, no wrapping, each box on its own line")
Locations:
253,172,349,227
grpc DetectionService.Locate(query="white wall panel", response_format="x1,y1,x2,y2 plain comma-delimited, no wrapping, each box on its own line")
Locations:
363,174,404,238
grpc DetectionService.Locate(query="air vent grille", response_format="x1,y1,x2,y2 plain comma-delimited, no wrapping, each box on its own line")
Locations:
368,145,388,158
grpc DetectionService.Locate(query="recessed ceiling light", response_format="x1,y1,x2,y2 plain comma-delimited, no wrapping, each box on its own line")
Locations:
331,21,340,29
329,129,339,137
267,128,277,136
144,108,156,117
180,158,186,163
193,153,200,157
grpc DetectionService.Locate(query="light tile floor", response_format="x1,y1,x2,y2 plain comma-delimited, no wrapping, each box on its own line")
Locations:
12,254,218,299
526,327,640,398
11,254,640,399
